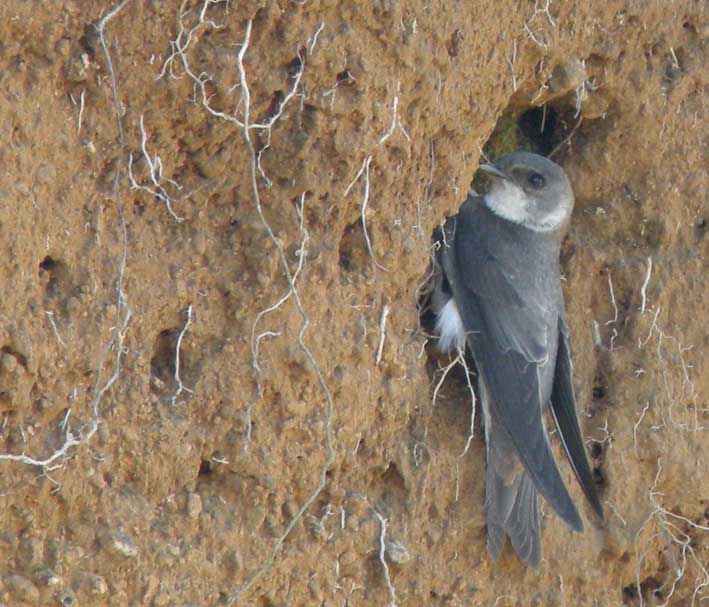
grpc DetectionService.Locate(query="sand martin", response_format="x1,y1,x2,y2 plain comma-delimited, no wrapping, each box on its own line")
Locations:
433,151,603,566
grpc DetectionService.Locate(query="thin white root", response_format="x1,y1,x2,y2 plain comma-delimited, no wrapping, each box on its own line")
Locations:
633,402,650,459
605,272,619,350
343,85,408,271
606,272,618,326
633,459,709,607
457,345,477,458
375,304,390,366
431,351,462,408
523,0,556,48
45,311,67,348
128,114,184,222
639,256,652,315
249,193,308,408
360,156,389,271
0,0,132,472
507,39,518,90
374,510,398,607
225,20,337,605
344,155,390,272
170,304,194,406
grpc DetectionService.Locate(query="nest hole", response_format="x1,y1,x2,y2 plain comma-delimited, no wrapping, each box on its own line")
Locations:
38,255,69,299
338,219,368,275
150,328,183,396
622,584,638,603
480,92,585,176
590,441,603,459
39,255,58,271
517,105,560,156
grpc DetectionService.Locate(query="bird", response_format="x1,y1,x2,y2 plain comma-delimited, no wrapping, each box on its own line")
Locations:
431,151,603,566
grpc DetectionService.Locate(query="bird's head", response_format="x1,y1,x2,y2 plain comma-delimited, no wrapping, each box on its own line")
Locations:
479,152,574,234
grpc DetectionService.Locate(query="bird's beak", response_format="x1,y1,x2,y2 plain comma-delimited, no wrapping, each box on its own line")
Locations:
478,162,509,181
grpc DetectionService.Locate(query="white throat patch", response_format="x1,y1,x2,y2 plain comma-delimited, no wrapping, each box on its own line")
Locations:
536,200,572,232
484,181,531,226
484,182,570,232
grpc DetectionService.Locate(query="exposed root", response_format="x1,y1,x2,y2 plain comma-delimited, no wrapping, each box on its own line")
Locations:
523,0,556,49
128,114,185,222
0,0,132,473
220,19,336,605
375,304,391,366
45,311,67,349
457,346,477,458
374,509,399,607
343,85,409,271
170,304,194,406
507,39,519,91
633,460,709,607
639,256,653,315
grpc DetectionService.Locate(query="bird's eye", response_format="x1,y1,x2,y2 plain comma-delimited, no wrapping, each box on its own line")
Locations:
528,172,545,188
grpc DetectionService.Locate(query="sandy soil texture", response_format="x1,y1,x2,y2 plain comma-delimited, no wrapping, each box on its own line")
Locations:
0,1,707,605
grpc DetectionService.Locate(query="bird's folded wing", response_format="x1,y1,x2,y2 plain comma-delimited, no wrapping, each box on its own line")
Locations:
550,315,604,518
465,317,582,530
439,204,582,530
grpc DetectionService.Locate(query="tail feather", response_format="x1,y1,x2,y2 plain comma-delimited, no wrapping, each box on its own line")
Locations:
506,474,541,566
482,378,542,567
485,470,520,561
485,466,541,567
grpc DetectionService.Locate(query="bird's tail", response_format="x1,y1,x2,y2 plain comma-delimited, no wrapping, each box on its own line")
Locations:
480,379,542,567
486,466,541,567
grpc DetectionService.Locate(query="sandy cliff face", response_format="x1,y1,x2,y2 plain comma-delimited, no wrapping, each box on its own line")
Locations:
0,1,706,605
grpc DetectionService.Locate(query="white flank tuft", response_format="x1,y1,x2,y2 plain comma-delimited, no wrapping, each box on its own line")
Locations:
435,298,466,352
